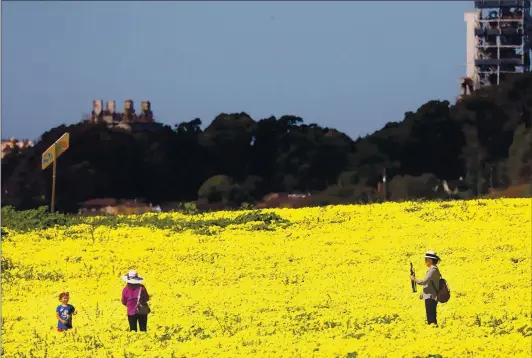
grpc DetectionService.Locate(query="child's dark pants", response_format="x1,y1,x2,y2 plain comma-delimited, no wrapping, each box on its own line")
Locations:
424,299,438,325
128,314,148,332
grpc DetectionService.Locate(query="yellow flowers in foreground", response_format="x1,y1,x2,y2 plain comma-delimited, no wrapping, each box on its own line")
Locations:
2,199,531,357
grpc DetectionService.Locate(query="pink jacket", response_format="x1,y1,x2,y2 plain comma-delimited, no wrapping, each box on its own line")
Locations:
121,284,150,315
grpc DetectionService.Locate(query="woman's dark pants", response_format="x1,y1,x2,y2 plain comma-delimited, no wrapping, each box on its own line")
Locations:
424,299,438,325
128,314,148,332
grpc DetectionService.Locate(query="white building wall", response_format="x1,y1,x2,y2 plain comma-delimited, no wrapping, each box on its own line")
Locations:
464,11,479,82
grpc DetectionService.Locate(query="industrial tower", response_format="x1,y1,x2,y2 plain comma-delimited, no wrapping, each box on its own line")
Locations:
460,0,532,98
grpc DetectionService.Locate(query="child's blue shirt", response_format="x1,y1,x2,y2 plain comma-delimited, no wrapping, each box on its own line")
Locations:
56,304,75,329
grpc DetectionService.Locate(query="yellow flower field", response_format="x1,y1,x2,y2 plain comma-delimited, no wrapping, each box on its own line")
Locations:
1,199,531,357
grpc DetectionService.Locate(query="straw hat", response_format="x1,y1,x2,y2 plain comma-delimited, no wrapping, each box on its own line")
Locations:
121,270,144,284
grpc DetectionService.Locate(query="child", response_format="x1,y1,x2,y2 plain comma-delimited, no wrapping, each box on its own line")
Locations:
56,292,77,332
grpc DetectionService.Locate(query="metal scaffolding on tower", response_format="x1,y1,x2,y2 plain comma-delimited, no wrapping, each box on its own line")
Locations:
461,0,532,98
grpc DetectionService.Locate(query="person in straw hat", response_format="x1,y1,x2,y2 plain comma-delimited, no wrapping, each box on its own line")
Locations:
121,270,151,331
410,251,442,326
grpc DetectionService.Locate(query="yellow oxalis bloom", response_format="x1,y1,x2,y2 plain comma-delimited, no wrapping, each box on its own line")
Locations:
1,199,531,357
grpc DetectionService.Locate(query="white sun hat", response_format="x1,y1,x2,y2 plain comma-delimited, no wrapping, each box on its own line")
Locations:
424,251,441,261
121,270,144,284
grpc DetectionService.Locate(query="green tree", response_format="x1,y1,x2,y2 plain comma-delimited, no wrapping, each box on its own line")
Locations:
507,124,532,184
198,175,234,204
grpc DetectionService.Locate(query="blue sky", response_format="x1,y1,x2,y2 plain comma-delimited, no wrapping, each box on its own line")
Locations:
2,1,472,141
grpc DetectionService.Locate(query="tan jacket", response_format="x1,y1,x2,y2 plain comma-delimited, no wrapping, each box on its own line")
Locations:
416,266,441,300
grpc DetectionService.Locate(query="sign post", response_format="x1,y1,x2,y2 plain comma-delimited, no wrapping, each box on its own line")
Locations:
382,168,387,203
42,133,70,213
51,144,57,213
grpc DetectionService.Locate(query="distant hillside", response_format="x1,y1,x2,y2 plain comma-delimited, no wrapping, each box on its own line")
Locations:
2,74,531,212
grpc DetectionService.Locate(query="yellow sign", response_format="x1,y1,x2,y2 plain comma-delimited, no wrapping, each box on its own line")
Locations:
41,133,69,170
55,133,70,157
41,146,55,170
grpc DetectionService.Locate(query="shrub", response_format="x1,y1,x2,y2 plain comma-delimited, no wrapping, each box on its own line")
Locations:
1,206,80,233
1,205,291,236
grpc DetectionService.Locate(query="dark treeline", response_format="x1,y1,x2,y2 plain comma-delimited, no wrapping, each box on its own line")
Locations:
2,74,532,213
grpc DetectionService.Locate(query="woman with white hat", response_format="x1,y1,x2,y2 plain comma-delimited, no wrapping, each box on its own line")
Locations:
121,270,151,331
410,251,441,326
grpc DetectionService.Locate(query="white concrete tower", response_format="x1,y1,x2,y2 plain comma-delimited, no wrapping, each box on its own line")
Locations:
472,0,531,89
460,1,532,99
